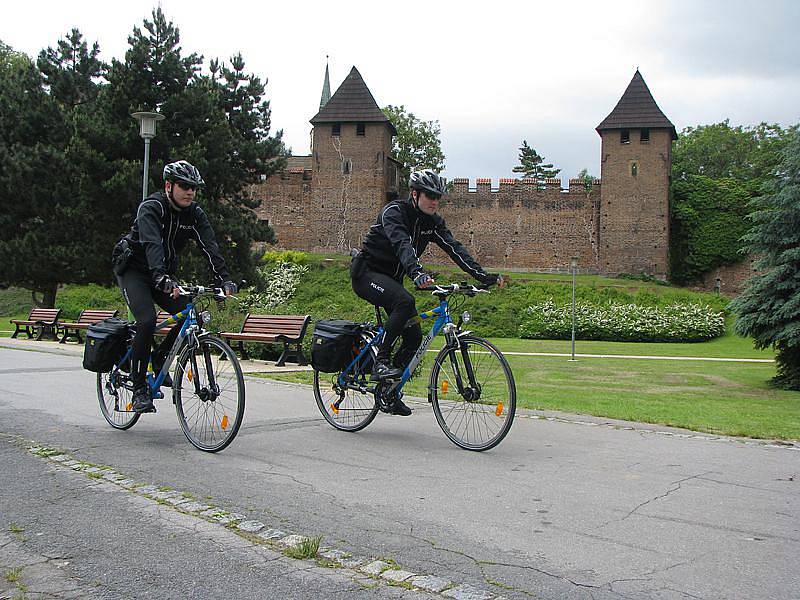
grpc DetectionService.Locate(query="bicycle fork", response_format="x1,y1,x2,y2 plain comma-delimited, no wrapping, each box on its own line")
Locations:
443,333,481,402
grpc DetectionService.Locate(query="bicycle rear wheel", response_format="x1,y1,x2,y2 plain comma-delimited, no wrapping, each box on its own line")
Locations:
429,336,516,451
313,334,379,432
97,367,140,430
174,335,245,452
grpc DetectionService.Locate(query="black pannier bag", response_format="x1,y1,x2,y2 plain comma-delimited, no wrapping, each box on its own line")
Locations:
311,320,361,373
83,317,129,373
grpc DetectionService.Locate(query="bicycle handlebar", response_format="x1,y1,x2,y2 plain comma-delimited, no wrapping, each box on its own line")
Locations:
430,282,491,297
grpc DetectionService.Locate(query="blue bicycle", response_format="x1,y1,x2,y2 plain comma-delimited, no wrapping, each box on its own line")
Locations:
313,283,516,451
97,284,245,453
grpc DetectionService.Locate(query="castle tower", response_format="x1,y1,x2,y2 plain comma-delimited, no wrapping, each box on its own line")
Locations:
308,66,398,251
596,70,676,279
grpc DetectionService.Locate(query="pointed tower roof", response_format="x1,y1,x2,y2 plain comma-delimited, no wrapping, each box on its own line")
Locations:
310,66,397,135
596,70,676,140
319,59,331,110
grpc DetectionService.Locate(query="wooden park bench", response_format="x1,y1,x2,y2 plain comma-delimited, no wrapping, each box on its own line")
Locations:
58,309,119,344
10,308,62,340
221,314,311,366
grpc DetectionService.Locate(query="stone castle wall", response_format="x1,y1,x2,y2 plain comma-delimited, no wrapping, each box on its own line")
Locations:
250,173,603,273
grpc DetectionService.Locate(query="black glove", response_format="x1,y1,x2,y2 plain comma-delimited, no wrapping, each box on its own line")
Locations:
413,271,434,289
155,275,176,294
481,273,500,287
222,280,238,295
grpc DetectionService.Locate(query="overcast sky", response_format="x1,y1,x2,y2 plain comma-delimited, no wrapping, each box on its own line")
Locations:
3,0,799,184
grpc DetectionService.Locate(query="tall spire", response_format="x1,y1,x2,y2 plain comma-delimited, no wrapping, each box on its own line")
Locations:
319,57,331,110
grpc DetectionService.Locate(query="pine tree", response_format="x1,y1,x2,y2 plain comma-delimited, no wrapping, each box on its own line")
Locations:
731,130,800,389
512,140,560,180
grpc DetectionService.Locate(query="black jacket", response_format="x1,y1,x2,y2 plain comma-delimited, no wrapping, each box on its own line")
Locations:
124,192,230,285
359,197,496,284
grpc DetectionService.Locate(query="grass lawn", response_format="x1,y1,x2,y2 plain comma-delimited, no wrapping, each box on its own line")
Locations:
253,350,800,441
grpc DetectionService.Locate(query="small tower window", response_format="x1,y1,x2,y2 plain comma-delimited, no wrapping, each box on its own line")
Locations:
640,128,650,143
621,129,630,144
356,123,366,136
631,161,639,177
332,123,341,137
342,158,352,175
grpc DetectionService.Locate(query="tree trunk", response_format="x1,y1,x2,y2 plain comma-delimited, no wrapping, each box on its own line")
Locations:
31,283,58,308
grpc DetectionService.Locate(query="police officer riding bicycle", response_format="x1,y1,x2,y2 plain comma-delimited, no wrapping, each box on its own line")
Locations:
112,160,236,414
351,169,505,416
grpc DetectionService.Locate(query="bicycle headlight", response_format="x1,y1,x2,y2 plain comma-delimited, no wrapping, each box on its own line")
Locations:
462,311,471,324
200,310,212,325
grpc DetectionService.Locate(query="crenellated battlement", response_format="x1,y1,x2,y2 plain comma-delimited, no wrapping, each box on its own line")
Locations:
449,177,601,192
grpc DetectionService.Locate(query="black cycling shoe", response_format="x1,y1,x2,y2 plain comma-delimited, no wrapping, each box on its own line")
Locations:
371,361,403,381
131,385,156,414
391,398,412,416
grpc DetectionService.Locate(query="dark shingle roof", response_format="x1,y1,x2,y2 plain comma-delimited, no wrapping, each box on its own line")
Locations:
310,66,397,135
596,70,676,140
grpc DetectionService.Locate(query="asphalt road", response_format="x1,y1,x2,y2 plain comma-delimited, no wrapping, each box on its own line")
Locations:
0,343,798,599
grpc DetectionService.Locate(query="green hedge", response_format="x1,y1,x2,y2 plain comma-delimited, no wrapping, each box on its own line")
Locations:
518,300,726,342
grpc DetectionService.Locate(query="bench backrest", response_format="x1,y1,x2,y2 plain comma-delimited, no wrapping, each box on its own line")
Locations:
27,308,61,322
76,309,119,325
241,314,310,337
156,311,176,329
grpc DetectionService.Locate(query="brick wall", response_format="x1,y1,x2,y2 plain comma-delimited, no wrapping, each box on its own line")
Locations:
423,177,601,272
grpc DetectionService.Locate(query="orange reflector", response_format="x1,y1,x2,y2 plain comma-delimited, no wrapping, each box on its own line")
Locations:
495,402,504,417
441,380,449,394
126,402,133,411
187,368,193,382
221,415,229,430
330,403,339,415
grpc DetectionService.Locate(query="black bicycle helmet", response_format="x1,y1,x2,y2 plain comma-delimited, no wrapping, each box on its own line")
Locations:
163,160,205,187
409,169,446,197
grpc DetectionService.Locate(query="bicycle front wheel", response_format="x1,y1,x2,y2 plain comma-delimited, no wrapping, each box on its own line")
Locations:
174,335,245,452
313,334,379,432
429,336,516,451
97,368,140,430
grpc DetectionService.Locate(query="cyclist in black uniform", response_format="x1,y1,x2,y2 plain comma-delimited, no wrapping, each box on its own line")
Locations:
351,169,505,416
113,160,236,414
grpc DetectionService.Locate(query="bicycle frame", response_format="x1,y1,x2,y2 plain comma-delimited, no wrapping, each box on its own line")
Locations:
114,304,201,399
337,296,456,395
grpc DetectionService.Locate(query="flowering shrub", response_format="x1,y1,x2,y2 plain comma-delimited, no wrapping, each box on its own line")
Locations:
518,300,726,342
234,262,309,312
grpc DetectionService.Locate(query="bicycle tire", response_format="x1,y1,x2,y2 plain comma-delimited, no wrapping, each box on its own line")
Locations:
429,336,516,451
174,335,245,452
97,368,140,430
313,333,380,432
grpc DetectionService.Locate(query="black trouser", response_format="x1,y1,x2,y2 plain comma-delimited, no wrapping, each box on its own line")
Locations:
117,268,188,388
351,258,422,368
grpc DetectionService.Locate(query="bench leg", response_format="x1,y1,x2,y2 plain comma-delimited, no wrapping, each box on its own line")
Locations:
238,341,250,361
296,342,308,366
275,343,289,367
10,324,20,339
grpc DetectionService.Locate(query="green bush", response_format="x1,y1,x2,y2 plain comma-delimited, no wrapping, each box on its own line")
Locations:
261,250,309,266
518,300,726,342
56,285,127,320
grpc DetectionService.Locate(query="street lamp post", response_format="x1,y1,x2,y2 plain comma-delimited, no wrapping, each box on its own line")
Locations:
131,111,165,200
569,256,578,362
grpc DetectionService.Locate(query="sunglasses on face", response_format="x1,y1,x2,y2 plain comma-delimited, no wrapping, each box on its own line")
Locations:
174,181,197,192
